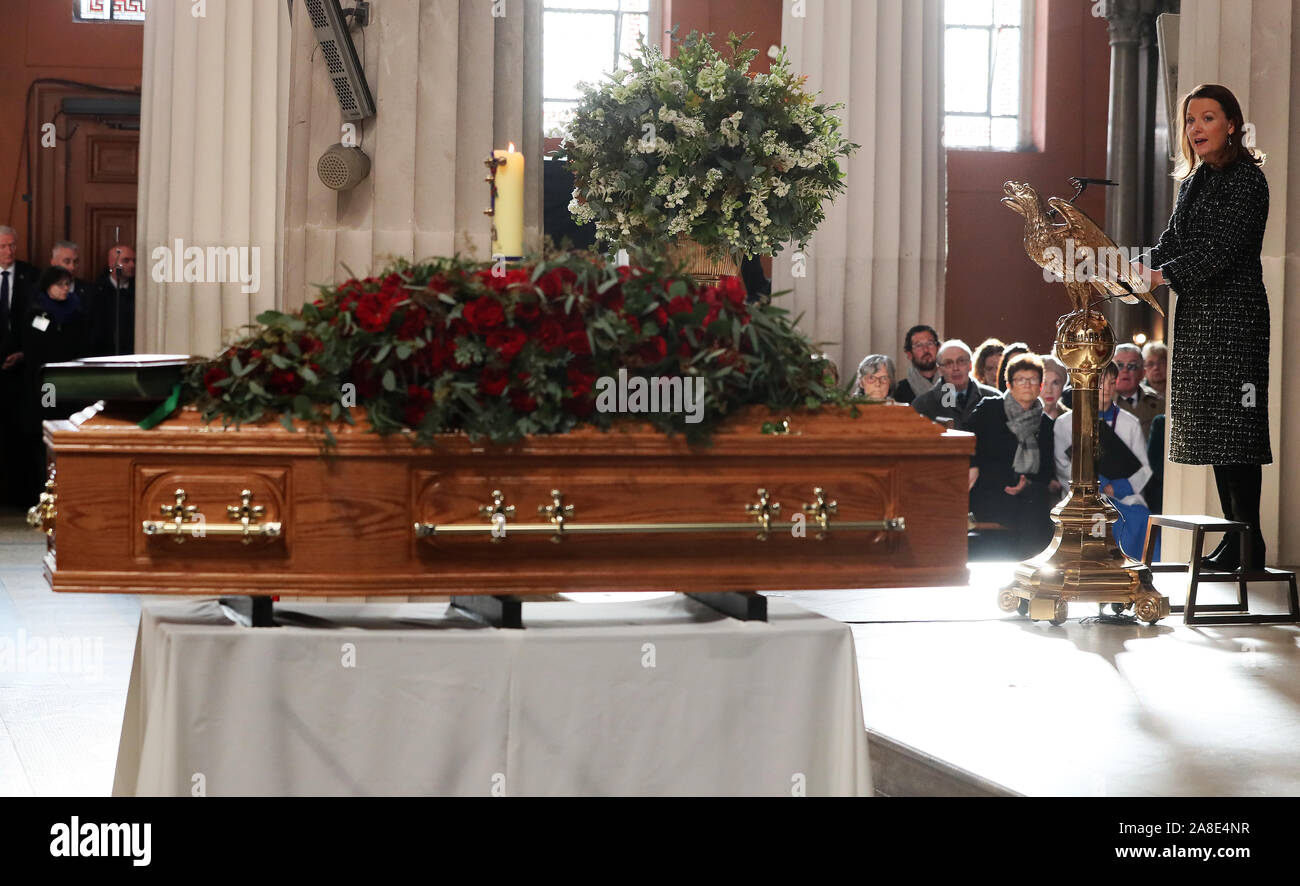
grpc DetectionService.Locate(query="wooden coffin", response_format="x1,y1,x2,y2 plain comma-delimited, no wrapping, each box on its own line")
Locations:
35,403,974,596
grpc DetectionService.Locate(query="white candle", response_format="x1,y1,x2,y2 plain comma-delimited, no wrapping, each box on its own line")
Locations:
491,143,524,259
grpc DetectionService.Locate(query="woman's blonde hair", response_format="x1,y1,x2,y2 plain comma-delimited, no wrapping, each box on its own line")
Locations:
1173,83,1265,181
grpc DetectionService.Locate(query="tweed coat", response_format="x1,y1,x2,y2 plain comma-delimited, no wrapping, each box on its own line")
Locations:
1148,158,1271,465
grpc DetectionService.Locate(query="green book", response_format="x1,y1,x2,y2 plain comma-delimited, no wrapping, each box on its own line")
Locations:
41,355,193,402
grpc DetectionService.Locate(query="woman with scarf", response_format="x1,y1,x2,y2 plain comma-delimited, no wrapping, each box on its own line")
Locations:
967,352,1057,558
7,265,92,502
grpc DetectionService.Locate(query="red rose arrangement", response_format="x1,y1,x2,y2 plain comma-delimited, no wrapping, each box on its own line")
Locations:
186,251,841,447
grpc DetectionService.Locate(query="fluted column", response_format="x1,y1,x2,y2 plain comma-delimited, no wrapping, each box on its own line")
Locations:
281,0,544,312
135,0,291,356
773,0,946,375
1160,0,1297,566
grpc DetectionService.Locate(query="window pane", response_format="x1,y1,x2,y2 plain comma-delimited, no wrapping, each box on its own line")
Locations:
621,0,650,11
944,28,989,113
76,0,147,21
945,0,992,26
544,12,618,101
545,0,619,10
989,26,1020,116
545,101,579,138
990,116,1019,149
993,0,1022,26
618,13,649,69
946,115,990,148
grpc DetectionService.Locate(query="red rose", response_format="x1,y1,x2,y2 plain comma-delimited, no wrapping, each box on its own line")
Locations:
624,314,641,335
479,367,509,397
476,267,531,291
565,329,592,356
203,365,229,397
397,305,430,340
403,385,434,426
653,307,669,327
487,327,528,361
357,291,398,333
566,362,597,397
678,342,694,359
513,298,541,323
537,267,577,299
703,305,720,328
462,296,506,333
666,296,693,316
269,369,304,396
637,336,668,364
718,275,747,308
537,318,566,351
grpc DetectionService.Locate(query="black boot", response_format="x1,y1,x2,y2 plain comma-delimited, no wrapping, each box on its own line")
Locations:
1202,465,1239,570
1228,464,1266,571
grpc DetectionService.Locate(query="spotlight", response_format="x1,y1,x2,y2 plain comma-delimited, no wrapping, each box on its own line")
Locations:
1133,332,1148,346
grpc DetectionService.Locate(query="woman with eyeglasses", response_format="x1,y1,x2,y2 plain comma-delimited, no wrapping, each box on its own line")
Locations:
852,353,896,402
1132,83,1271,571
966,352,1057,558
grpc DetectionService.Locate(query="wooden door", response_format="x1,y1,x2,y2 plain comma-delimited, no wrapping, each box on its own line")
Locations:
31,84,139,277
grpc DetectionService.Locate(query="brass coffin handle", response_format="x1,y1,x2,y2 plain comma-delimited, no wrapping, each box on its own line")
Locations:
414,487,907,541
27,469,57,537
141,488,282,544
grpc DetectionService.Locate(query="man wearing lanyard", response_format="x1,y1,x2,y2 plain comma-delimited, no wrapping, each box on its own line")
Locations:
0,226,38,508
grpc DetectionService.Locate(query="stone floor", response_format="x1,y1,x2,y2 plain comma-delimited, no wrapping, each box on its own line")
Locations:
2,507,1298,796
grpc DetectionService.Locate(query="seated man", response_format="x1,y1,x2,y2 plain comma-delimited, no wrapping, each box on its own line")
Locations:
1113,342,1164,439
1142,340,1168,399
1053,361,1153,559
891,324,940,404
910,339,997,431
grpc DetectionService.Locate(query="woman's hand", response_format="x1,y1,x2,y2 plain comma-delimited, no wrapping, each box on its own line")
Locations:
1103,483,1115,497
2,352,22,370
1049,478,1062,495
1131,260,1165,288
968,467,979,491
1004,474,1029,496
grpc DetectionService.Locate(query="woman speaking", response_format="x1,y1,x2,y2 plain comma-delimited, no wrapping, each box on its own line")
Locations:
1135,83,1270,570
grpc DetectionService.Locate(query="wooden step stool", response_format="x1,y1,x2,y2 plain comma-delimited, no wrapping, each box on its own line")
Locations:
1141,514,1299,625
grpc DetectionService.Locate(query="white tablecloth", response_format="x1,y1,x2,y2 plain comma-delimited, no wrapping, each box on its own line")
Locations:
113,595,870,796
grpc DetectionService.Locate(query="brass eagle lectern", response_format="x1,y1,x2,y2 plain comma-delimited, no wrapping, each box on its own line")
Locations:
996,181,1170,625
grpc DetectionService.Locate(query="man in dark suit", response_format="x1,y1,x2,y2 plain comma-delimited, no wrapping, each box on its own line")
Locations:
90,243,136,355
50,241,92,302
911,339,998,431
0,226,40,507
1113,342,1164,439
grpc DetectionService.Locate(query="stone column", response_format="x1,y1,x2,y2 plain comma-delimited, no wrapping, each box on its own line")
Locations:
280,0,544,313
135,0,292,355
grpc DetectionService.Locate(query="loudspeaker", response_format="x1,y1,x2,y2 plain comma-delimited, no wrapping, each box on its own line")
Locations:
317,143,371,190
302,0,375,121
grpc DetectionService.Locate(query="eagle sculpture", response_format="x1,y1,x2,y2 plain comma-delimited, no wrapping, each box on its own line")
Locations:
1000,180,1164,316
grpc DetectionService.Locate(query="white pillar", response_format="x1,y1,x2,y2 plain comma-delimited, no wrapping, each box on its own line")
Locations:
136,0,291,356
774,0,947,374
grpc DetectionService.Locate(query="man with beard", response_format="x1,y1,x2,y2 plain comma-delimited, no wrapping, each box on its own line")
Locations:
91,243,136,355
891,324,941,404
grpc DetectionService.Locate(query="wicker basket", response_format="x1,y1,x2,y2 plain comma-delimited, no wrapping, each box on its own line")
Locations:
664,239,741,287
